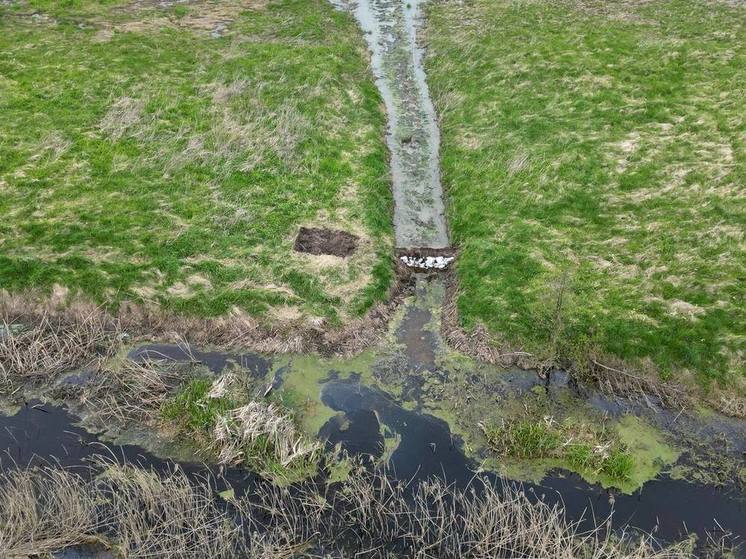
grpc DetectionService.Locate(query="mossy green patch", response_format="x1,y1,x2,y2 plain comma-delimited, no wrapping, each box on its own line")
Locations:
277,351,378,435
326,454,355,484
612,415,680,491
162,377,233,431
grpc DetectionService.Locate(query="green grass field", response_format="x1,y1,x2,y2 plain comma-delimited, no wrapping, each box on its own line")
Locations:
0,0,393,325
425,0,745,386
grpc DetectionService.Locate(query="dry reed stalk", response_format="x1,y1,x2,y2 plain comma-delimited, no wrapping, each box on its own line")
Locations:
0,466,99,556
0,272,412,388
0,311,117,388
0,457,697,558
84,358,184,423
213,402,321,467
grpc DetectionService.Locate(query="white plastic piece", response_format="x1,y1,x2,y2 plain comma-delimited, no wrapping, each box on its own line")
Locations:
399,255,455,270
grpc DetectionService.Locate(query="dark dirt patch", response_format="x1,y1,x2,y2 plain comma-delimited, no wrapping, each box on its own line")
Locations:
294,227,359,257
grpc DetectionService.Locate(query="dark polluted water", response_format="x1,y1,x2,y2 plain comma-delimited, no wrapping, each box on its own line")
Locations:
2,308,745,553
317,378,746,547
4,387,745,551
0,400,254,494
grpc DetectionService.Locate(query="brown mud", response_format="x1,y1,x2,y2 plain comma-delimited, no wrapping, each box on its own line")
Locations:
293,226,359,258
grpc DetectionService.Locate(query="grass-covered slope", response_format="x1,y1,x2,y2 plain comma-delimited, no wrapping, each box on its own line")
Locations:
425,0,745,386
0,0,393,324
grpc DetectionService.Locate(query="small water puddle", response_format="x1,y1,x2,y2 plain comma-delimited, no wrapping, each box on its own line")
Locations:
128,343,272,378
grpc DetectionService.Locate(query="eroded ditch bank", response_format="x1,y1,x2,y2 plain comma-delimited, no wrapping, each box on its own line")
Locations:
1,0,744,556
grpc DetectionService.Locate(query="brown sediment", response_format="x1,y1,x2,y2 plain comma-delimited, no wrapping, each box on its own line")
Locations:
294,227,359,258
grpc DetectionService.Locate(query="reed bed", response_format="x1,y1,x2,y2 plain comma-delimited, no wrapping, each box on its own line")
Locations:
0,311,116,389
0,457,694,558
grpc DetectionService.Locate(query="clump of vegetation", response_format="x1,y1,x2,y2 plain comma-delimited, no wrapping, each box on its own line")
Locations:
481,417,635,482
425,0,745,388
0,458,696,558
0,459,247,558
0,311,116,390
213,402,320,477
161,375,320,481
161,377,234,431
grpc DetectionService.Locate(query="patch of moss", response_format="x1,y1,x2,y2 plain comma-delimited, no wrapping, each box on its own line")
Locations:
482,416,636,486
276,351,378,435
326,454,355,484
611,415,680,492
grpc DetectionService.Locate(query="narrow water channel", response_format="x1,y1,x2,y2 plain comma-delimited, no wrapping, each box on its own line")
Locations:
349,0,449,249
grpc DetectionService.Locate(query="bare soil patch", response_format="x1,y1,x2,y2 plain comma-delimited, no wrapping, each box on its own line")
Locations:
294,227,359,258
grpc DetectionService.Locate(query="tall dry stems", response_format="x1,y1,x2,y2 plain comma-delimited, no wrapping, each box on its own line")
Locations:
213,402,321,467
0,312,116,389
0,457,698,558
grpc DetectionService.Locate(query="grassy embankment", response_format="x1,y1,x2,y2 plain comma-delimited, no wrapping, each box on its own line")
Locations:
0,0,393,326
425,0,745,396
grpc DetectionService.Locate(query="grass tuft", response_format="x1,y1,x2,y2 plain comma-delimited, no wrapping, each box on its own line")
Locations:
481,416,635,482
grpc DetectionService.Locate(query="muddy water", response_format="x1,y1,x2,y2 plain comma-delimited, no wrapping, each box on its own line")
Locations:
345,0,449,249
2,302,745,551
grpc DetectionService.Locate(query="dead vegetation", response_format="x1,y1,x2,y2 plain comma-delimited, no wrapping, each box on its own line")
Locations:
0,457,696,558
710,392,746,419
0,458,245,558
588,358,691,411
213,401,321,467
0,275,410,393
0,309,116,390
85,358,185,423
97,86,308,177
5,0,269,38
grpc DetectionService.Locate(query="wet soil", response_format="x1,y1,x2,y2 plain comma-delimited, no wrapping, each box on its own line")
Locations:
293,226,359,257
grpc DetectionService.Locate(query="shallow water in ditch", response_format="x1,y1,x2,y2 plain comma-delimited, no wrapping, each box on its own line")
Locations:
343,0,449,249
2,285,744,553
3,275,745,550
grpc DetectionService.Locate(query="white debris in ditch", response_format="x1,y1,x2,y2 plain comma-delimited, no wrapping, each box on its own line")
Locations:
400,255,455,270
